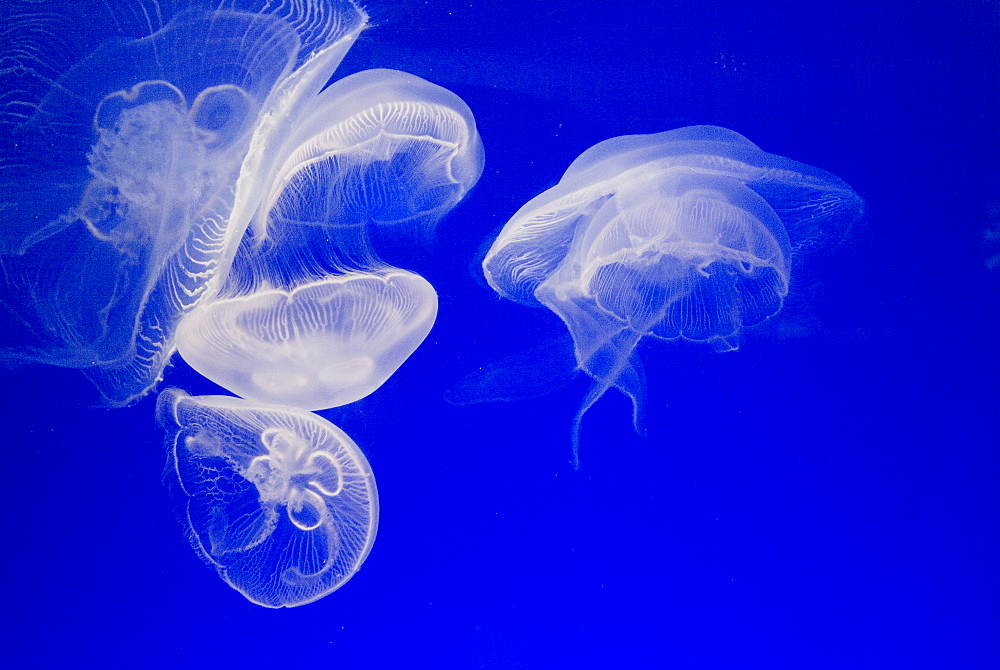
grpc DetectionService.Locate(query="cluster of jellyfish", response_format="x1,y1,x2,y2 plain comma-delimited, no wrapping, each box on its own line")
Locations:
0,0,863,607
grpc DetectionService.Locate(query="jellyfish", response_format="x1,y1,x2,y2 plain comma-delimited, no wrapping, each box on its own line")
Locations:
176,269,438,410
0,0,371,405
1,0,483,610
242,67,485,259
174,68,483,409
481,125,864,467
157,388,378,608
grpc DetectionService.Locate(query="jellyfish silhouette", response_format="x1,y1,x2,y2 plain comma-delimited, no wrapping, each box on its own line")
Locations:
0,0,370,405
158,389,378,608
482,125,864,468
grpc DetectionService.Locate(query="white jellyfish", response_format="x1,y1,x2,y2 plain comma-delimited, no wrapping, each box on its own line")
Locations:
0,0,370,405
176,270,438,410
1,0,483,411
1,0,483,609
174,68,482,410
244,68,485,256
158,389,378,608
482,125,864,467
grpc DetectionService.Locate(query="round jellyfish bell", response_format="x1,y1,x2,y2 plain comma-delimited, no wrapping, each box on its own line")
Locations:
158,388,379,608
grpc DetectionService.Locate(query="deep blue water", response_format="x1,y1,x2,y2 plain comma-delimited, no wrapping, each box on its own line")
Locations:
1,0,998,667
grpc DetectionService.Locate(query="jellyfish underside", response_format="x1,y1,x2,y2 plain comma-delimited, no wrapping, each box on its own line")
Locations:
158,389,378,608
1,74,259,392
482,125,863,467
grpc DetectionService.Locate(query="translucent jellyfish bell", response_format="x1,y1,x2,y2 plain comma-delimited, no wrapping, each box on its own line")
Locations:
157,389,378,608
247,68,486,256
482,125,864,467
0,0,369,405
176,270,438,410
174,68,483,410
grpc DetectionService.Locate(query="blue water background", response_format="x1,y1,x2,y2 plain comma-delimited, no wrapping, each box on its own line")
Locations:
1,0,997,667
